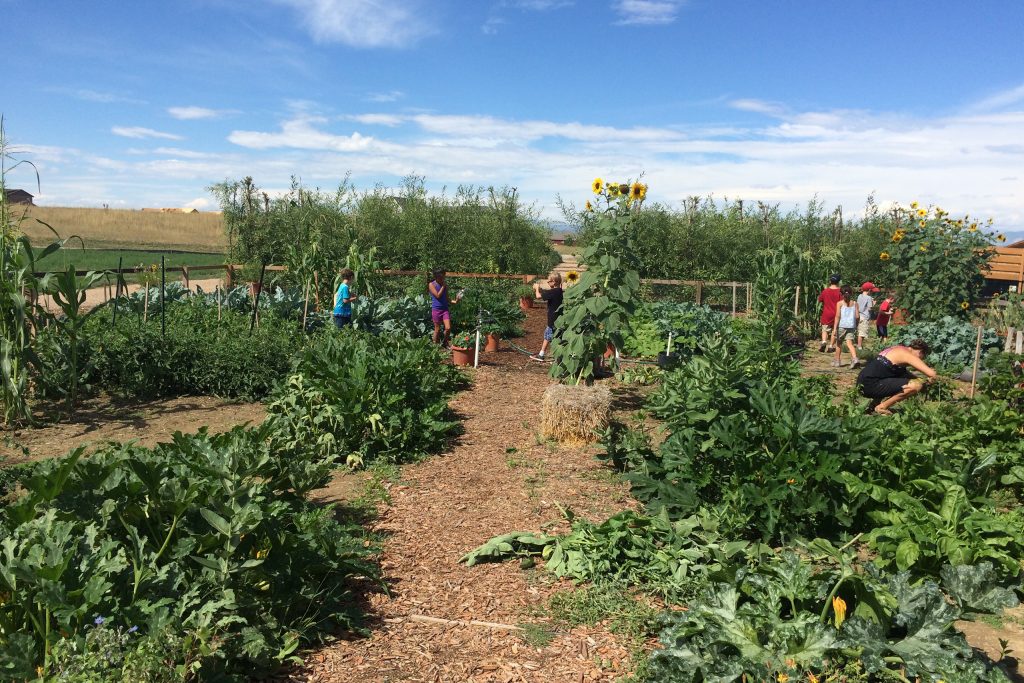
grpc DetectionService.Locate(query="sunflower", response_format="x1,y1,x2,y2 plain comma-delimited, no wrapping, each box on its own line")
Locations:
807,675,820,683
969,223,978,232
919,243,928,252
961,301,970,310
608,183,620,197
629,181,646,201
592,177,604,194
997,233,1007,242
880,251,891,261
917,208,927,217
910,201,919,209
584,200,593,212
565,270,580,285
918,220,927,228
892,230,905,243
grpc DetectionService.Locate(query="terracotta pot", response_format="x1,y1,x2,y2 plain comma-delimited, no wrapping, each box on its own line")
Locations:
247,281,262,298
451,346,476,366
603,342,616,359
519,296,533,312
485,333,500,352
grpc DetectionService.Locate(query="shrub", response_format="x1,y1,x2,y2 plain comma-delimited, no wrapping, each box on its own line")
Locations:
0,427,377,679
265,332,466,468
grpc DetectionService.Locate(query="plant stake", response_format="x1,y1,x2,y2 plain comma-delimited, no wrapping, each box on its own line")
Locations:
474,300,482,368
969,325,983,398
160,255,166,337
250,262,266,333
666,331,673,356
112,256,122,326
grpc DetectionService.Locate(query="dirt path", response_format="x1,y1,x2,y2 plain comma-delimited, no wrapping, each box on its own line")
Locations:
0,395,264,463
303,307,641,683
37,278,225,314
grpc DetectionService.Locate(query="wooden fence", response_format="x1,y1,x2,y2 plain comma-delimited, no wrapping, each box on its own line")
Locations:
987,247,1024,291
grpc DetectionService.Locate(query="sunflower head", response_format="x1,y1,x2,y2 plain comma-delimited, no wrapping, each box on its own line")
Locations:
910,201,919,209
617,183,630,196
919,244,928,252
629,181,646,201
607,183,620,197
918,220,927,228
917,208,927,217
892,230,905,243
997,233,1007,242
961,301,970,310
565,270,580,285
969,223,978,232
592,177,604,194
880,251,891,261
584,200,592,212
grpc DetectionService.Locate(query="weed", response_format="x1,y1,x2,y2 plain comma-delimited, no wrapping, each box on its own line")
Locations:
517,622,555,648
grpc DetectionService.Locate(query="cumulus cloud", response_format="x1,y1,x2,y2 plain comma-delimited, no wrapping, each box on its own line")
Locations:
168,106,234,120
366,90,405,103
228,116,376,151
614,0,685,26
111,126,184,140
273,0,435,48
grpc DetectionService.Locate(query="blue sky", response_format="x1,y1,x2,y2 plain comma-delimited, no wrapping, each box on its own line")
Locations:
3,0,1024,236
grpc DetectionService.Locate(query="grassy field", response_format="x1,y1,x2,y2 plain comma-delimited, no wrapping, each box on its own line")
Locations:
34,248,226,284
15,205,226,251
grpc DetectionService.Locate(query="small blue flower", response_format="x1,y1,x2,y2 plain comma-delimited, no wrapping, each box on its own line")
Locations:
128,625,138,634
93,616,105,626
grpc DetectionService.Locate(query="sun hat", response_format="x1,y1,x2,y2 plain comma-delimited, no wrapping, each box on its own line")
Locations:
861,281,879,292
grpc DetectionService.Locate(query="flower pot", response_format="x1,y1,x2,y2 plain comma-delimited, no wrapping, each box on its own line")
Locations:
485,333,500,352
247,281,263,298
519,296,533,312
451,346,476,366
603,343,616,359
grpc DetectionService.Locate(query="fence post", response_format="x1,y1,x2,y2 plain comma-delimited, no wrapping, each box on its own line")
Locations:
695,281,703,306
161,255,166,337
1005,327,1016,353
1017,330,1024,355
731,283,737,317
182,266,190,292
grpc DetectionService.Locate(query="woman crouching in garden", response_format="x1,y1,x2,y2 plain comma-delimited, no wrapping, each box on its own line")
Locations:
856,339,937,415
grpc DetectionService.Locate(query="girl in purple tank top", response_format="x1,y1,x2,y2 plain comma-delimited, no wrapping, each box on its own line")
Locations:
428,269,462,346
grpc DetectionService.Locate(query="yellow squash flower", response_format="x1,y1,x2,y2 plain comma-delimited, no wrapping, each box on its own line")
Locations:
592,177,604,194
832,596,847,628
880,252,891,261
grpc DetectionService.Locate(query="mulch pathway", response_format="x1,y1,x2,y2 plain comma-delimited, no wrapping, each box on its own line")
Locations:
300,305,642,682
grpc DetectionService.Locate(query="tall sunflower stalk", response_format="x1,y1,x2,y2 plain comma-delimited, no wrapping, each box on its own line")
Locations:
549,179,646,385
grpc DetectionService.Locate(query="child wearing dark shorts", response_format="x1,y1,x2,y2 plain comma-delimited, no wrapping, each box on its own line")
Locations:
531,274,563,361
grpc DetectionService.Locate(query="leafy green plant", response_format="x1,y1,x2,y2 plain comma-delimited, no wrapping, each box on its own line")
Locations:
264,331,465,468
890,316,998,372
648,554,1015,682
881,203,999,322
0,427,378,679
449,330,475,349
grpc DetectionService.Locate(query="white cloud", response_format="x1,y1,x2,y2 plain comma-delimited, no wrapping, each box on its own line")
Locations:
273,0,435,48
614,0,684,26
366,90,405,103
965,83,1024,113
228,116,376,151
347,113,404,126
730,99,787,117
168,106,233,120
111,126,184,140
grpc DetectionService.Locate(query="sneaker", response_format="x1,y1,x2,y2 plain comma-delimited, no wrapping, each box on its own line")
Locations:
850,359,859,369
830,360,840,367
818,341,827,353
530,354,545,362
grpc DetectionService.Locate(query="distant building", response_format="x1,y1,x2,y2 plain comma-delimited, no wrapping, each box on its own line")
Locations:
140,207,200,214
985,244,1024,294
4,189,34,205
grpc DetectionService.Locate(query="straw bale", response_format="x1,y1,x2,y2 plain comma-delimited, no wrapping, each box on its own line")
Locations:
540,383,611,445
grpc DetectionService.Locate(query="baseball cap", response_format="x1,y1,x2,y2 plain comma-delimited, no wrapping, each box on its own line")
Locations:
829,274,841,284
861,282,879,292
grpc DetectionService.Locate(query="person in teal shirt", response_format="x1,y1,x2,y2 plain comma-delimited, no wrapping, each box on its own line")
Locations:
333,268,357,328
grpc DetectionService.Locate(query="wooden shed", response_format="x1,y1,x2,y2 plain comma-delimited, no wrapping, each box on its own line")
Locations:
3,189,34,205
986,246,1024,293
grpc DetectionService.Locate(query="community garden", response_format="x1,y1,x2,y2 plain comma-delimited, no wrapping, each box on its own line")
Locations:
3,140,1024,682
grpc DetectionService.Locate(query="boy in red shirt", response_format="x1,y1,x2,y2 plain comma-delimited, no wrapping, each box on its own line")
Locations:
817,274,843,352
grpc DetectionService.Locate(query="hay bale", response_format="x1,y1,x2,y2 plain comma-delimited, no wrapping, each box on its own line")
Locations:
541,383,611,445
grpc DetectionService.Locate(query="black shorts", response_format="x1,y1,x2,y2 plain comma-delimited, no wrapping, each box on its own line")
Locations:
858,376,910,399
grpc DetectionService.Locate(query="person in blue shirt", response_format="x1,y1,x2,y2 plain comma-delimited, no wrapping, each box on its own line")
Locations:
333,268,357,328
